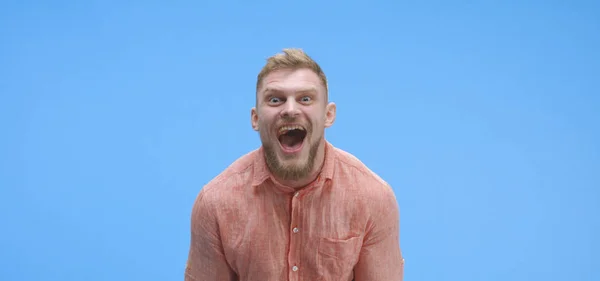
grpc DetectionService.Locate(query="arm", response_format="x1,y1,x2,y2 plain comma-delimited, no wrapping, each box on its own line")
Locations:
353,186,404,281
184,190,237,281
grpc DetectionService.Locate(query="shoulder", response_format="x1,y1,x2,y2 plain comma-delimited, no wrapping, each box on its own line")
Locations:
333,144,398,220
333,146,395,194
331,146,400,230
192,149,258,210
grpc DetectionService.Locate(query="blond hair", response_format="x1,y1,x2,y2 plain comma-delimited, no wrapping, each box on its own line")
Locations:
256,48,328,95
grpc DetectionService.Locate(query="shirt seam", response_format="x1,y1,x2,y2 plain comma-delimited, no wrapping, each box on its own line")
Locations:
334,153,390,188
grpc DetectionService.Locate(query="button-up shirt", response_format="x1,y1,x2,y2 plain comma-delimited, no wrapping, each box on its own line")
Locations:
185,141,404,281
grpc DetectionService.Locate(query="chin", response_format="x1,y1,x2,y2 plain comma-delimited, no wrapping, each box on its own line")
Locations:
278,152,309,166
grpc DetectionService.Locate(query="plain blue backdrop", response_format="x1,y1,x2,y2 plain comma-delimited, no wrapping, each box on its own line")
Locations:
1,1,598,280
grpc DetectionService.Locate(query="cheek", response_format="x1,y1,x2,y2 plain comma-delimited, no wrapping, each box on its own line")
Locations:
258,119,275,136
310,116,324,129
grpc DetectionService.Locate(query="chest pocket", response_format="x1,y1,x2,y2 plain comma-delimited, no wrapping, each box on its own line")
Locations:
317,235,362,280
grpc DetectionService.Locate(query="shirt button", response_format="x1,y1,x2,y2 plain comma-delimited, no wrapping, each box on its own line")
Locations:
293,227,299,233
292,265,298,272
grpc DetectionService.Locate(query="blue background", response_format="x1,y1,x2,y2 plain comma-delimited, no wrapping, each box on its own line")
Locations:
1,1,598,280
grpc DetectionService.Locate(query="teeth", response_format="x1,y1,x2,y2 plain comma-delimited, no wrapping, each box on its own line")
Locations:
278,125,305,135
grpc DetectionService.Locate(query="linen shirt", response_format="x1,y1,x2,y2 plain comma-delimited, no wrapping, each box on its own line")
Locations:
185,141,404,281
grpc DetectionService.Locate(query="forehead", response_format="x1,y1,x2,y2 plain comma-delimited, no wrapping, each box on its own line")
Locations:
259,68,325,96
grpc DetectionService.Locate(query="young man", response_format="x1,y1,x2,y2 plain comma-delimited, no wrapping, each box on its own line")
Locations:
184,49,404,281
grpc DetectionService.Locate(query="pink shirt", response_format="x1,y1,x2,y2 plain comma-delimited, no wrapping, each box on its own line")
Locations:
185,141,404,281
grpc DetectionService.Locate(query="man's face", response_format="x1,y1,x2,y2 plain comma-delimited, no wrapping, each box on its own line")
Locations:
251,68,336,181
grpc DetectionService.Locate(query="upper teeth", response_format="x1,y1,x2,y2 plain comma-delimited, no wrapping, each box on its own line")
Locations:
279,125,304,134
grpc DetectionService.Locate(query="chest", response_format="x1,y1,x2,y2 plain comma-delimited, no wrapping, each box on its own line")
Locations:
218,188,367,280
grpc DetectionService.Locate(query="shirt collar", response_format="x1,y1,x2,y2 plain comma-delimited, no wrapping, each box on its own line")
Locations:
251,140,336,190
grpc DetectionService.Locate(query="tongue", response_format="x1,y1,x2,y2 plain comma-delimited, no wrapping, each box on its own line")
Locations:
280,134,303,150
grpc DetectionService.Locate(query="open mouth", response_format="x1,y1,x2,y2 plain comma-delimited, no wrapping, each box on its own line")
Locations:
277,125,307,153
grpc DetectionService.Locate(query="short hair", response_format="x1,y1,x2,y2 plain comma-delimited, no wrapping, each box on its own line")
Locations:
256,48,328,95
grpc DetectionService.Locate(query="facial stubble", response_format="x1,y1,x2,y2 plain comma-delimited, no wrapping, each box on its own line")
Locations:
262,123,321,182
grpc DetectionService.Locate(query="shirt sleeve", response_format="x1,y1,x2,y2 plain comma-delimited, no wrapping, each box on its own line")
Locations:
353,184,404,281
184,189,237,281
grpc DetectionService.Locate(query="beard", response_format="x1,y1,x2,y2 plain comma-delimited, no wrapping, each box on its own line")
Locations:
263,133,322,182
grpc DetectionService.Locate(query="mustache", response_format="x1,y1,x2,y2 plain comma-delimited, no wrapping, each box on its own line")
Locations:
279,115,300,123
274,117,312,131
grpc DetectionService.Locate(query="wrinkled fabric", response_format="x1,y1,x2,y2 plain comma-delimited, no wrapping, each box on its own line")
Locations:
185,141,404,281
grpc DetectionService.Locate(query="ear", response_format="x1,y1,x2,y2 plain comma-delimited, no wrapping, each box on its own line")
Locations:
324,102,336,128
251,107,259,131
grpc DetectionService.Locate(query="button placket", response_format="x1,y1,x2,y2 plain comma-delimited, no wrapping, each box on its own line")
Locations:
289,191,302,279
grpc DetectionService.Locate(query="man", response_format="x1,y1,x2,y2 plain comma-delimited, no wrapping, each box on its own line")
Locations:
184,48,404,281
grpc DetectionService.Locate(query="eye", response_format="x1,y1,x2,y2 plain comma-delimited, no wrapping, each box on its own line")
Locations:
300,96,312,103
268,97,282,104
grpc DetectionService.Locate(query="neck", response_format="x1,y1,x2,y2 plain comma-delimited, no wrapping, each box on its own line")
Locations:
275,139,327,189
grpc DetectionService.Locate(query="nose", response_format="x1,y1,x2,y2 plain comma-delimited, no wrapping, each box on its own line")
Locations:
280,99,301,118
